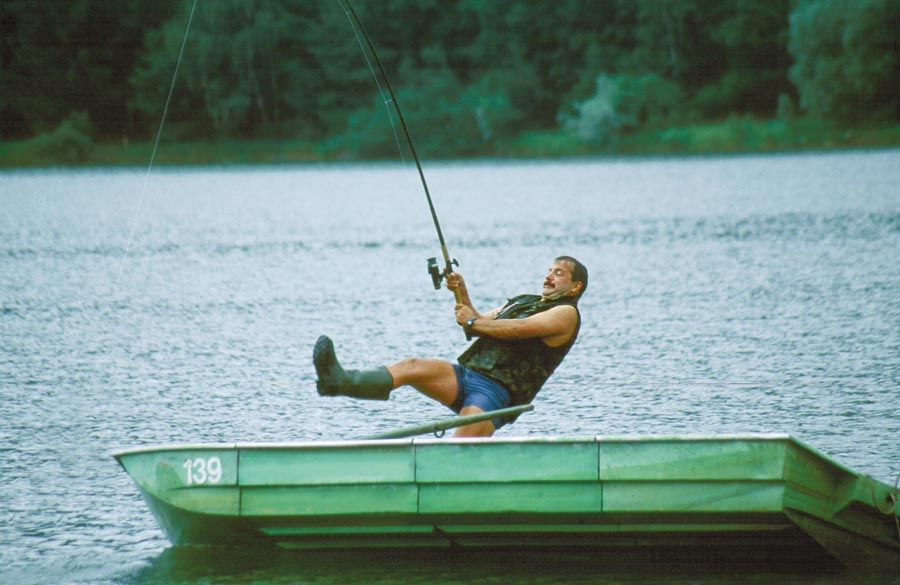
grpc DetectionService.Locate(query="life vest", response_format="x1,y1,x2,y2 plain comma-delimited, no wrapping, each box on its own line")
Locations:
457,294,581,409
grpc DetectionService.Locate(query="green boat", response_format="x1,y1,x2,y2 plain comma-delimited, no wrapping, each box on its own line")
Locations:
114,433,899,571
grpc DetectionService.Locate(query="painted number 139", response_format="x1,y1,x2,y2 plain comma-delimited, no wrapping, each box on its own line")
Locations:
182,457,222,485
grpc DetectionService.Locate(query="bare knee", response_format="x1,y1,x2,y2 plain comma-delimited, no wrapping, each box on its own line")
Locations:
387,358,458,404
388,357,445,385
394,357,424,373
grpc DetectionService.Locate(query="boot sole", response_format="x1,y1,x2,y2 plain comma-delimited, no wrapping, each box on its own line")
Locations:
313,336,338,396
313,335,334,371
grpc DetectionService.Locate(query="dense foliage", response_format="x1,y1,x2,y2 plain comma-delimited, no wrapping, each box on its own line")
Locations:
2,0,898,158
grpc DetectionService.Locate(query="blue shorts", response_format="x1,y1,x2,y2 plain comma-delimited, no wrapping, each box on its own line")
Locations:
450,365,512,429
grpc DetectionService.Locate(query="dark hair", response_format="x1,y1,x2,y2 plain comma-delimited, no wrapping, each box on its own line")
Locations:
555,255,588,298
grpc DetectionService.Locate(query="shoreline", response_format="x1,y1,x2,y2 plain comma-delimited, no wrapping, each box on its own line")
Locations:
2,118,899,169
3,144,899,174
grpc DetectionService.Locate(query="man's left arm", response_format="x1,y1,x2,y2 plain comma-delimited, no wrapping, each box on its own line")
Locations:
455,304,578,347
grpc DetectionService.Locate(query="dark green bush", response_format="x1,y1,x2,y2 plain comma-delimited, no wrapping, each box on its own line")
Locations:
30,112,94,164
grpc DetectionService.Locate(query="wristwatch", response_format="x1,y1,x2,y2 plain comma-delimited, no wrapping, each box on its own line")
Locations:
465,317,477,330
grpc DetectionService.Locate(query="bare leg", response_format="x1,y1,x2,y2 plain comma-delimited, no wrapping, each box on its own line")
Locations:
386,358,458,405
387,358,495,437
454,405,495,437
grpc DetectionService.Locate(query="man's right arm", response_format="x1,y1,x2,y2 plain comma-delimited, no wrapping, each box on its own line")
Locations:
464,304,578,347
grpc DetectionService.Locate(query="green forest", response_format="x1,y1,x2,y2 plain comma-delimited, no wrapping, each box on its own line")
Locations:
2,0,899,166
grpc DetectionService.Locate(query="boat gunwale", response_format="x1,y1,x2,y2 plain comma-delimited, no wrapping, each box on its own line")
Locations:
114,433,795,458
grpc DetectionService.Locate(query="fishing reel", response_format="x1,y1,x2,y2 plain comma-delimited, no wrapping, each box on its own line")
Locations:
427,257,458,290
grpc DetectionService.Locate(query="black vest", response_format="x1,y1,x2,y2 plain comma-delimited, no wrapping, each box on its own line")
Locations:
457,294,581,408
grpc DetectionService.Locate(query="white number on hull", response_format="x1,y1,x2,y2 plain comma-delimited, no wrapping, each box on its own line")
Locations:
182,457,222,485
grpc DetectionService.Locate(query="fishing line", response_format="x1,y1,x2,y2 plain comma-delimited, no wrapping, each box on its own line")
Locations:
114,0,199,294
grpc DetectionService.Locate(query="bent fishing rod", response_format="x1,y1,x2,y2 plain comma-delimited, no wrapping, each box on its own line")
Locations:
338,0,465,309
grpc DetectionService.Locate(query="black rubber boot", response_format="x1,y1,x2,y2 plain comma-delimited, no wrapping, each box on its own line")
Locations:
313,335,393,400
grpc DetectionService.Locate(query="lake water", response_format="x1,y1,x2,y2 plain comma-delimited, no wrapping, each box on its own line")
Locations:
1,150,899,584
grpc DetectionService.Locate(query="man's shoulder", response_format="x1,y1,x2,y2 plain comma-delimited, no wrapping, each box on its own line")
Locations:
545,303,579,321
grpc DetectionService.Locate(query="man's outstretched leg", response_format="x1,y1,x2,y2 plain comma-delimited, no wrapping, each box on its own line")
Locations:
313,336,493,437
313,336,458,404
314,335,394,400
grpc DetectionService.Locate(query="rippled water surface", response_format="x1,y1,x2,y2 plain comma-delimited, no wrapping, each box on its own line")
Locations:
2,150,899,584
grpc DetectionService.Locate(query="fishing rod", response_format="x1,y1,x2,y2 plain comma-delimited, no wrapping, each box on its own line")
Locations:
338,0,465,309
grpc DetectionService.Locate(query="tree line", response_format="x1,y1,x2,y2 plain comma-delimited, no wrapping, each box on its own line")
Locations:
2,0,898,158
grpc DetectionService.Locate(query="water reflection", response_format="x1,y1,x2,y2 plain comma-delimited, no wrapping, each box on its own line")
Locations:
118,545,872,585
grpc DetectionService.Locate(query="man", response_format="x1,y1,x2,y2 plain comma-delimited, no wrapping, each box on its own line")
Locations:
314,256,587,437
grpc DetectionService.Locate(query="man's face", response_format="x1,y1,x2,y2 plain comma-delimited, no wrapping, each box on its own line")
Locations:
542,260,582,299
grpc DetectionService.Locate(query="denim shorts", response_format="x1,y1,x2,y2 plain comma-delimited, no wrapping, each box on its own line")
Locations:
450,365,512,429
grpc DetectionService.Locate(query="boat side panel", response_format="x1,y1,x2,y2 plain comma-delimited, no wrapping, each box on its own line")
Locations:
241,484,419,516
238,444,414,486
162,486,240,515
597,439,787,481
419,482,602,514
602,481,785,513
415,440,599,483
